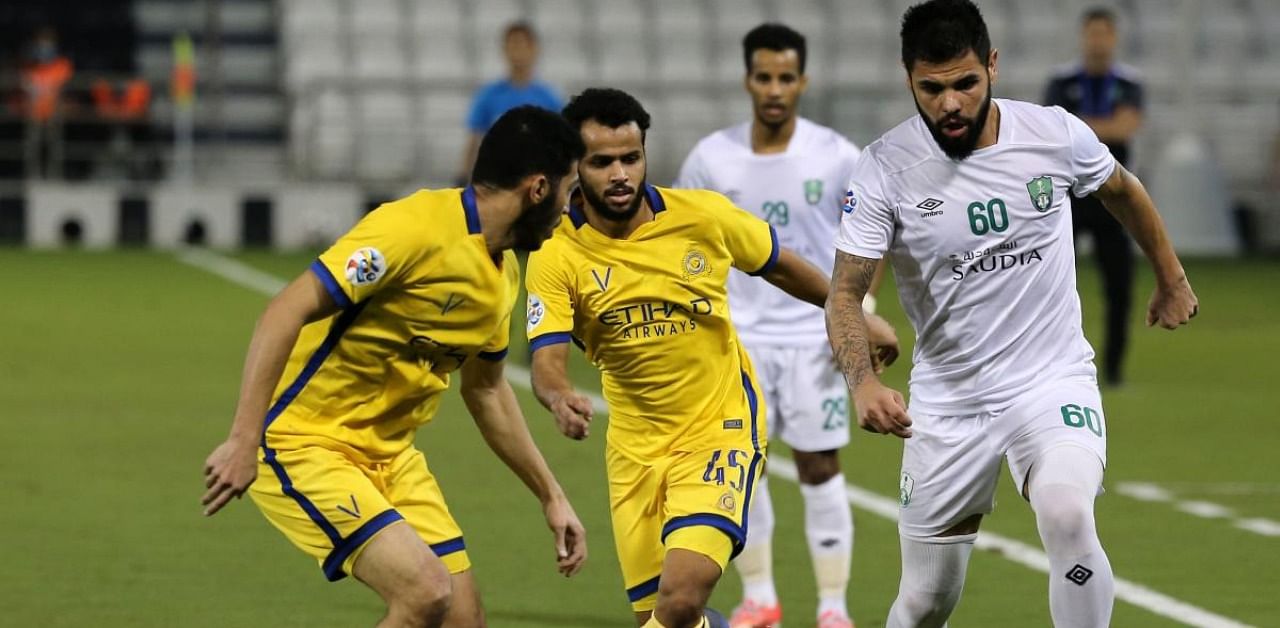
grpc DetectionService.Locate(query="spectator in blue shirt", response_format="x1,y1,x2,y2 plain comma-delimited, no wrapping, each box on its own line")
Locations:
456,21,563,184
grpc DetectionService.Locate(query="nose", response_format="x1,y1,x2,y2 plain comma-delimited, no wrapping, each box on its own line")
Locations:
608,161,628,183
941,91,962,115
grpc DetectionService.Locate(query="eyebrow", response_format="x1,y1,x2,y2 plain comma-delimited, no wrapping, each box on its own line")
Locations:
917,72,980,88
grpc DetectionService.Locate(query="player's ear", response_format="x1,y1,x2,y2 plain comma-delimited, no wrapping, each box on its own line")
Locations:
798,72,810,95
988,49,999,85
526,173,550,205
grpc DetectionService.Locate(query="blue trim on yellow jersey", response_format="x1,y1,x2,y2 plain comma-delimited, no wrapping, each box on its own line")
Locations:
430,536,467,557
260,302,369,558
529,331,572,352
462,186,482,235
567,203,587,229
310,259,353,309
747,226,780,276
644,183,666,214
626,575,661,602
322,508,405,581
740,370,761,452
477,347,508,362
661,513,746,553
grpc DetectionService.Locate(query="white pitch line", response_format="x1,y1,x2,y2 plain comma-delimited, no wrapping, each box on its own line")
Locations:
180,251,1254,628
1117,481,1279,538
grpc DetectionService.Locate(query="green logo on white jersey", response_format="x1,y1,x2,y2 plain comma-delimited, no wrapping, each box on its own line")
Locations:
1027,176,1053,212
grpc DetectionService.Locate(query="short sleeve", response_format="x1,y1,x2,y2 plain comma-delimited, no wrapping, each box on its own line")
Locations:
313,200,430,309
1060,107,1118,197
834,151,895,259
674,142,710,189
715,197,779,276
826,139,862,220
525,248,577,352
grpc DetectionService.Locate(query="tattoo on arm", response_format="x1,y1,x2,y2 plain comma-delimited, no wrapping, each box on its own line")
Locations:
826,251,879,389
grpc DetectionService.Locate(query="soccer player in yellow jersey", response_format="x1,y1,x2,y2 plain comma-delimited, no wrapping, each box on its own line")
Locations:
201,106,587,628
526,89,897,628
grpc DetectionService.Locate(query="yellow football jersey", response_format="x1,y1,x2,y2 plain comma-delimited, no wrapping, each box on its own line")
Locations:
264,187,519,460
526,184,777,462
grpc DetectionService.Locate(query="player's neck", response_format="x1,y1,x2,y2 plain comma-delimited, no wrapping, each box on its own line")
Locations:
751,116,797,154
1083,57,1112,76
974,100,1002,152
472,185,519,256
583,198,654,240
509,67,533,85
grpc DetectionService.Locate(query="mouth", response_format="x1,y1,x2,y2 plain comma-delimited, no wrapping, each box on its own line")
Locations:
940,118,969,138
762,103,786,117
604,186,634,208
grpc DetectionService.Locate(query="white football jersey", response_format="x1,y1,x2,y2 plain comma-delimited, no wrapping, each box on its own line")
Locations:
677,118,861,346
835,99,1116,414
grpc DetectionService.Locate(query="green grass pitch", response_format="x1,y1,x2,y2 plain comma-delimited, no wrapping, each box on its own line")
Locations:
2,249,1276,626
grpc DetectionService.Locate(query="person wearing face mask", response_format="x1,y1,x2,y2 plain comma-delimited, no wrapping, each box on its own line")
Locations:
827,2,1197,626
201,106,588,628
527,88,898,628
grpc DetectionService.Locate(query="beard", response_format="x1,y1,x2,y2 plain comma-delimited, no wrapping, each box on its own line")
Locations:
510,190,563,252
580,177,646,223
917,84,993,161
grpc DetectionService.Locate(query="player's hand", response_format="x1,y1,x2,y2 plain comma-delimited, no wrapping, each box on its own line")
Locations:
864,312,901,373
550,391,593,440
202,435,258,516
853,378,912,439
543,494,588,577
1147,274,1199,330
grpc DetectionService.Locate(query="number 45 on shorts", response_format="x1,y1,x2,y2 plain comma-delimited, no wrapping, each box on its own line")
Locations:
1060,403,1104,437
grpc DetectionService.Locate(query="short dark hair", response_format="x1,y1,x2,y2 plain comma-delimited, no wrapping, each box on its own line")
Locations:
742,23,807,73
900,0,991,72
1081,6,1117,27
504,20,537,42
561,88,652,142
471,105,584,189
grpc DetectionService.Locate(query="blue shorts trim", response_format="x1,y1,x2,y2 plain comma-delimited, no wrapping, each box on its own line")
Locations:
477,348,508,362
529,331,572,352
661,513,746,557
626,575,661,603
309,259,353,309
322,508,405,581
429,536,467,557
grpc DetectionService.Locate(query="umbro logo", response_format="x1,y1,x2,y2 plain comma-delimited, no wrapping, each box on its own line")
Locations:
917,198,944,218
1065,564,1094,586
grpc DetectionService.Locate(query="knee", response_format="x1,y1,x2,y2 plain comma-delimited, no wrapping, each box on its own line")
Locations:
656,584,707,627
795,450,840,485
894,585,961,627
391,569,453,628
1035,493,1094,550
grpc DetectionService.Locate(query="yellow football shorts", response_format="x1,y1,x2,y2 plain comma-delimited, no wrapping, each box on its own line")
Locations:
250,443,470,581
608,443,766,611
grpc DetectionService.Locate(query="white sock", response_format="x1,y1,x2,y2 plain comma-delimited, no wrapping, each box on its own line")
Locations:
801,473,853,618
1029,447,1114,628
886,534,974,628
736,477,777,606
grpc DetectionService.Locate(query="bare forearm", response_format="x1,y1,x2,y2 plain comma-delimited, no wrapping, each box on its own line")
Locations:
764,248,829,308
531,348,576,410
1095,166,1184,285
463,382,563,503
228,304,307,442
826,252,881,389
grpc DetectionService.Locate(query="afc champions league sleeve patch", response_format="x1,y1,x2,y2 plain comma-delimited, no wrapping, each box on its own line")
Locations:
344,247,387,286
526,293,546,332
842,188,858,214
